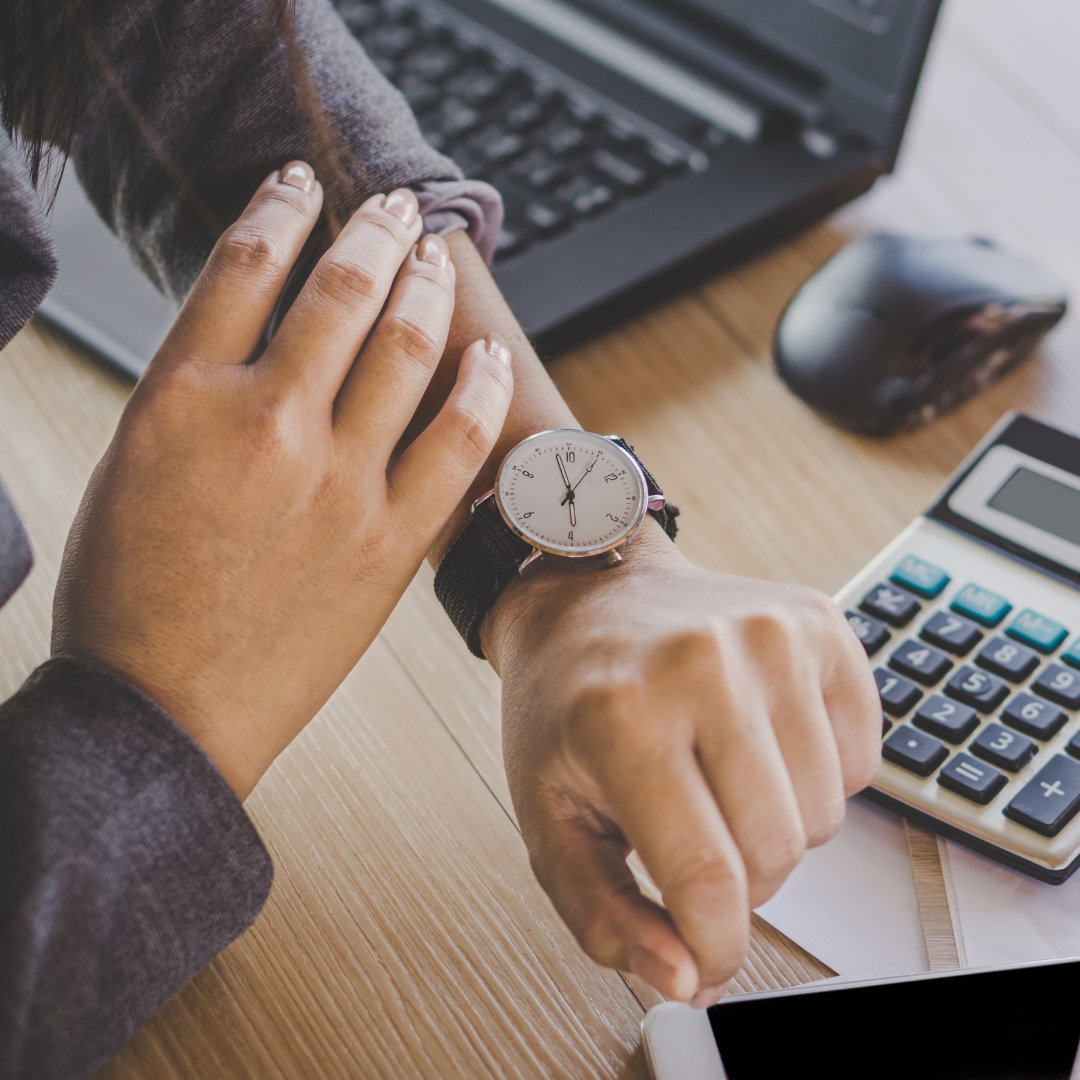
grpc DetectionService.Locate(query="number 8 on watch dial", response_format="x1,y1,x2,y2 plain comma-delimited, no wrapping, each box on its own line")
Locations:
495,429,651,557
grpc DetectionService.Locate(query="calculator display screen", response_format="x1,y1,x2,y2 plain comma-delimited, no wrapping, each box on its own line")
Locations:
709,959,1080,1079
989,467,1080,548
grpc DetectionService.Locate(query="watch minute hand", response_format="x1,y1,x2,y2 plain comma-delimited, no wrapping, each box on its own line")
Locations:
561,453,600,504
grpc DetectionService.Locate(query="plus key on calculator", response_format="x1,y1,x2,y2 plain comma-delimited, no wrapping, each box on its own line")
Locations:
836,414,1080,883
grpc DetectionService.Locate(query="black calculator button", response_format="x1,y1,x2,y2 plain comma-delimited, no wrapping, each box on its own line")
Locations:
944,666,1009,712
938,753,1007,805
1032,664,1080,709
1066,730,1080,761
971,723,1037,773
882,726,948,777
889,641,952,685
920,611,982,656
846,611,890,657
1002,692,1068,741
1004,756,1080,837
875,669,922,716
975,637,1039,682
912,695,978,744
860,584,921,628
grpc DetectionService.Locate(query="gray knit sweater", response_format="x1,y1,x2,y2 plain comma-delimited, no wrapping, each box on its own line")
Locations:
0,1,498,1075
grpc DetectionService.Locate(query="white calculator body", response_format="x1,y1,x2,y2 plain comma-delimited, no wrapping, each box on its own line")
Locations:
838,413,1080,882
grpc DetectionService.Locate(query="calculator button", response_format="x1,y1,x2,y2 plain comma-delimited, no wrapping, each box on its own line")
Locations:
875,669,922,716
951,584,1012,627
1002,692,1068,740
912,695,978,744
938,753,1007,805
860,584,921,627
1006,609,1068,653
970,723,1037,772
1066,730,1080,760
1062,638,1080,669
846,611,890,657
920,611,982,655
882,726,948,777
890,556,950,598
1032,664,1080,709
944,666,1009,712
975,637,1039,682
889,641,952,685
1004,756,1080,837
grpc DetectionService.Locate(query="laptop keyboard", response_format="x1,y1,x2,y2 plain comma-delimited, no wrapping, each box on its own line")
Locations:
336,0,704,262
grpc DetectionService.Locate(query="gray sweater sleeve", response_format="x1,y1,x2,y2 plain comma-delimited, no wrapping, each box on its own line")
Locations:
70,0,467,301
0,655,273,1080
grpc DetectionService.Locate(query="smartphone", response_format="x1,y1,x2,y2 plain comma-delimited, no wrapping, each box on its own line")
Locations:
642,957,1080,1080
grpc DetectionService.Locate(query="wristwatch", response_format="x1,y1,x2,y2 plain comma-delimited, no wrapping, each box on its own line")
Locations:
434,429,678,658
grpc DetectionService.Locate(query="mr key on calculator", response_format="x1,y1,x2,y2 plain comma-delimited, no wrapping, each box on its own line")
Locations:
837,413,1080,882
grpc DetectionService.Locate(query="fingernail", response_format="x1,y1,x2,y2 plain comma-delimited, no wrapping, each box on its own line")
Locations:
278,162,316,194
485,333,512,366
382,188,419,226
689,982,730,1010
417,233,450,268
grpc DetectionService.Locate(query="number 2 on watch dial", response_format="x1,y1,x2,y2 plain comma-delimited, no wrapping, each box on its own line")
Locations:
495,429,649,556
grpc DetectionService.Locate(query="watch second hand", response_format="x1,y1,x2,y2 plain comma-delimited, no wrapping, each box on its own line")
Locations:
561,453,600,505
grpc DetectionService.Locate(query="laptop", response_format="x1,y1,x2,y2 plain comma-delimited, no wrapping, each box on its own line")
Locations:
39,0,942,379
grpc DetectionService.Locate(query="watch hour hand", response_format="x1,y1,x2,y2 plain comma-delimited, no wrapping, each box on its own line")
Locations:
561,453,600,504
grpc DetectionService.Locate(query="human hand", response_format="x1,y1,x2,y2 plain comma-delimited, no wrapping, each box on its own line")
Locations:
488,530,879,1006
53,163,513,798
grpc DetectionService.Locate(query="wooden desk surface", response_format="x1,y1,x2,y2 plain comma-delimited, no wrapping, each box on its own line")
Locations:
1,2,1078,1075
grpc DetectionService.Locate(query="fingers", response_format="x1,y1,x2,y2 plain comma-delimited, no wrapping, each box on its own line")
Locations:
696,700,808,909
264,188,423,399
388,336,513,528
526,808,700,1002
591,739,751,996
334,233,456,449
161,162,323,367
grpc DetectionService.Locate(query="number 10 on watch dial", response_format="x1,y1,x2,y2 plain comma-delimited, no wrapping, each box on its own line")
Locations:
495,429,650,557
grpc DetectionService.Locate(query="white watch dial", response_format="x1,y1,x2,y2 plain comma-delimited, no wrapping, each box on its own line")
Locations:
495,430,649,556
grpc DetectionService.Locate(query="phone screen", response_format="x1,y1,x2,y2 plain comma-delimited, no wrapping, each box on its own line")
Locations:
709,960,1080,1080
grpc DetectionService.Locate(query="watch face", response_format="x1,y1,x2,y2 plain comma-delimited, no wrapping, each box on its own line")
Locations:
494,430,649,556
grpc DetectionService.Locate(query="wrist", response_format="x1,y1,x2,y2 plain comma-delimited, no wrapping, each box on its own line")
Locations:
479,515,683,672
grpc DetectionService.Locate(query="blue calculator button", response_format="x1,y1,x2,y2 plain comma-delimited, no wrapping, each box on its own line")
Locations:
890,555,950,598
951,584,1012,627
1007,609,1069,653
1063,639,1080,670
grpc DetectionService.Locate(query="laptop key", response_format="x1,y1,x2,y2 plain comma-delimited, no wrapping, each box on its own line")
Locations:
912,695,978,744
920,610,982,655
592,149,650,191
971,723,1037,773
1004,756,1080,837
1033,664,1080,709
945,666,1009,712
882,726,948,777
976,637,1039,682
938,753,1007,805
876,669,922,716
1002,692,1068,741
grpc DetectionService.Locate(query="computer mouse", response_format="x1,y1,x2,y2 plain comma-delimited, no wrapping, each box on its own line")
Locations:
773,233,1068,435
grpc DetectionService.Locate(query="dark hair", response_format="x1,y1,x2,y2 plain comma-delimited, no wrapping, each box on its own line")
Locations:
0,0,301,206
0,0,90,195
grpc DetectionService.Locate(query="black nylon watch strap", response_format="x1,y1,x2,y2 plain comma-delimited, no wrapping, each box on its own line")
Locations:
434,497,534,658
434,437,678,659
608,437,679,542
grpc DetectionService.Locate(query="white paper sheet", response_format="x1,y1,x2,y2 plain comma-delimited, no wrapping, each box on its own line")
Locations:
756,795,1080,982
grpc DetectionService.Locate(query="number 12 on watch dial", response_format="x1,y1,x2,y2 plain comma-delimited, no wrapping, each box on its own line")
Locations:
495,429,650,557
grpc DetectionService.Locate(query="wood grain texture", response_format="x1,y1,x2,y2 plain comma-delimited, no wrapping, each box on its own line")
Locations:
0,1,1074,1075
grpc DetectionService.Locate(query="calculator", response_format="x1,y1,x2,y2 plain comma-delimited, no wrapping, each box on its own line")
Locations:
838,413,1080,883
